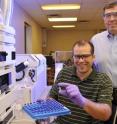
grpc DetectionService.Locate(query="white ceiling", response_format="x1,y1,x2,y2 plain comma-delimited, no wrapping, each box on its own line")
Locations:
15,0,115,31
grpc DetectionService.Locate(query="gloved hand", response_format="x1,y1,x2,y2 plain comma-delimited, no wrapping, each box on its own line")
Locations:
58,82,86,108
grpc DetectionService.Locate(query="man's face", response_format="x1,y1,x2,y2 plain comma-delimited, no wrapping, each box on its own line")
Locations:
73,44,95,75
103,6,117,35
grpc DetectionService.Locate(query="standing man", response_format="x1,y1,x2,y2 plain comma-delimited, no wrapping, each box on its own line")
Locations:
49,40,113,124
91,1,117,105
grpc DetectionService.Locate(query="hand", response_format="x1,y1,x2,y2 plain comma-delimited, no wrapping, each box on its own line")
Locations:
58,82,86,108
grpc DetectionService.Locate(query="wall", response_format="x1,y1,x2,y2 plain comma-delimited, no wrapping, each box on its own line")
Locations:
44,30,95,54
10,2,96,55
11,1,42,54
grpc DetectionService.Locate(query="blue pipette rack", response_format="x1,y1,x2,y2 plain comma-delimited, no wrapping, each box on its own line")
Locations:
23,99,71,119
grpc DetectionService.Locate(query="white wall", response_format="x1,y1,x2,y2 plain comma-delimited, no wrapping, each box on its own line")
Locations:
10,2,97,55
11,1,42,54
44,30,95,54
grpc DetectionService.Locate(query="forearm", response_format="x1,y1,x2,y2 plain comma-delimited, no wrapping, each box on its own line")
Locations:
83,98,112,121
57,82,112,121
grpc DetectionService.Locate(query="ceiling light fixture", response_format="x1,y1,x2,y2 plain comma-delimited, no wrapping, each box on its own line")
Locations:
52,25,76,28
48,17,77,22
41,4,80,10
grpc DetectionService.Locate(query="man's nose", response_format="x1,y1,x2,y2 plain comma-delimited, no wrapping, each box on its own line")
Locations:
78,57,84,62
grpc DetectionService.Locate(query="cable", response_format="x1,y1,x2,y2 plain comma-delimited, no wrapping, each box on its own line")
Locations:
15,61,29,82
15,61,29,73
16,70,25,82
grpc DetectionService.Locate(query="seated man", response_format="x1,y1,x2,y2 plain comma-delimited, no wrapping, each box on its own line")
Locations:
48,40,113,124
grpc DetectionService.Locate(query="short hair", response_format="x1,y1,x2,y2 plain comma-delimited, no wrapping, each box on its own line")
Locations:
72,40,94,55
103,1,117,12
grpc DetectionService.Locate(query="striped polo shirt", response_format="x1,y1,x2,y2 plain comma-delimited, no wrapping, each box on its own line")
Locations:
49,65,113,124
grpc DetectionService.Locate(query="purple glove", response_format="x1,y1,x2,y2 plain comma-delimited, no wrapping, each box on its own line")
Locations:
58,82,86,108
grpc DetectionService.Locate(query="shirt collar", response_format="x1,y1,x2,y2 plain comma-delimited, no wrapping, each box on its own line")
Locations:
107,32,114,39
107,31,117,39
71,66,97,81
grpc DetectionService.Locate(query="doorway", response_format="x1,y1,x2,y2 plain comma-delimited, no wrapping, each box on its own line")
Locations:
24,22,32,53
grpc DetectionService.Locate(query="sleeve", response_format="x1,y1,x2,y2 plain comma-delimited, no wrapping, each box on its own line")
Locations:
91,36,100,72
97,74,113,106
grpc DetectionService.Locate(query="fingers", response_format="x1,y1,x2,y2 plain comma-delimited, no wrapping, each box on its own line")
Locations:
58,82,79,98
58,82,70,97
58,83,78,93
57,82,70,88
59,89,67,95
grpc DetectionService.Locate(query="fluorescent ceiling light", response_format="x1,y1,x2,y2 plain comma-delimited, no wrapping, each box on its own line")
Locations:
48,17,77,22
41,4,80,10
52,25,76,28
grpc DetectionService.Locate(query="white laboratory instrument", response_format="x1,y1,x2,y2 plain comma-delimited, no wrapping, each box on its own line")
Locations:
0,23,17,124
0,0,19,122
10,54,48,124
0,0,31,124
0,24,18,124
0,25,15,67
16,54,47,103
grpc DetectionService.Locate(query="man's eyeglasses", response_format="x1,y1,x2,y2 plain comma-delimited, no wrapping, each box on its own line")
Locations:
73,54,92,60
103,12,117,19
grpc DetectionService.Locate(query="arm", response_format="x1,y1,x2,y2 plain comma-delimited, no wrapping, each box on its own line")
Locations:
84,98,111,121
58,83,112,121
